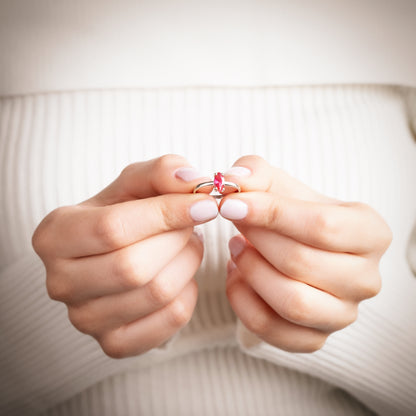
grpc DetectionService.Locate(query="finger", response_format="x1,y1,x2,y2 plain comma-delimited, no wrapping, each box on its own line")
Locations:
220,192,391,254
47,228,193,303
226,267,328,353
84,154,210,206
97,279,198,358
67,233,203,336
36,193,217,258
222,155,392,254
234,227,381,301
229,236,358,332
224,155,332,202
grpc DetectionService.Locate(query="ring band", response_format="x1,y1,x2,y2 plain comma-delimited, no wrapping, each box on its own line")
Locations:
193,172,240,198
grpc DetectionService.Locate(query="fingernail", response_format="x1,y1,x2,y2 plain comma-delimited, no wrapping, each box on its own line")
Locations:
220,199,248,220
224,166,251,177
175,167,205,182
229,236,246,258
190,199,218,222
193,227,204,244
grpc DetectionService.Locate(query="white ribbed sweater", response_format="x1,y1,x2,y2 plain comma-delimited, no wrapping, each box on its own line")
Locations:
1,85,416,416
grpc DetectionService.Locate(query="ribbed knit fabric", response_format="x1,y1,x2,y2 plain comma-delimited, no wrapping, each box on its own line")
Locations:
42,346,373,416
1,85,416,415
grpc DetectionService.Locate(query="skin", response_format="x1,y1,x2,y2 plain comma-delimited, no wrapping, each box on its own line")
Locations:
221,155,392,353
32,155,214,358
32,154,392,358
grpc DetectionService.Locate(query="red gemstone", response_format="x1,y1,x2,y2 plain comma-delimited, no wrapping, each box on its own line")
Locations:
214,172,225,193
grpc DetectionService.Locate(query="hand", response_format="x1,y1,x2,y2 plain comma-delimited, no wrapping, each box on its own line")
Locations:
32,155,218,358
220,156,392,353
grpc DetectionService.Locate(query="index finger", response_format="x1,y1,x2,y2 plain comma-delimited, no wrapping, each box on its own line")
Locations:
85,154,210,206
33,193,218,258
222,155,391,254
224,155,333,203
220,192,392,254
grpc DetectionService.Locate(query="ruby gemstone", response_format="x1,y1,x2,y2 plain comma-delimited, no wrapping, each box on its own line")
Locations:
214,172,225,193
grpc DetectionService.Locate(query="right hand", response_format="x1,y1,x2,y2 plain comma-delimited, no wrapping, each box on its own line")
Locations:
32,155,218,358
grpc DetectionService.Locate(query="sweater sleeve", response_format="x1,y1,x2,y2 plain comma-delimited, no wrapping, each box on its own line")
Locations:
236,245,416,416
0,253,177,416
237,85,416,416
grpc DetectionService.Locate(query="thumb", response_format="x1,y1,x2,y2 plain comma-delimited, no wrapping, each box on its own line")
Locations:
224,155,334,203
83,154,210,206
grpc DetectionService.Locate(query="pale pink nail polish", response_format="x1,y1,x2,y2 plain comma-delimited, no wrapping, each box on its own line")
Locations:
175,167,204,182
220,199,248,220
229,236,246,258
190,200,218,222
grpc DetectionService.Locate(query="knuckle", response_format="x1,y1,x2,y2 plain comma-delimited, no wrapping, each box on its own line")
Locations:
379,223,393,252
119,159,193,196
284,246,310,278
112,250,144,290
156,154,186,171
346,306,359,326
351,202,393,253
32,226,50,257
157,199,180,231
99,330,128,359
244,310,274,338
312,210,341,247
95,209,126,251
120,162,137,178
349,201,367,211
46,274,72,302
146,278,177,308
298,334,328,353
279,333,328,353
167,297,193,329
281,290,312,325
357,273,382,300
152,154,188,189
331,303,359,331
353,202,378,219
32,207,66,256
67,305,94,334
265,202,282,227
234,155,265,167
118,163,140,190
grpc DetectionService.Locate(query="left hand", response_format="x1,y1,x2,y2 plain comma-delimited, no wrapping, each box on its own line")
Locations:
219,156,392,352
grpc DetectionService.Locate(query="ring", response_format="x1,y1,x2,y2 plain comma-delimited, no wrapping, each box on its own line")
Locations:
193,172,240,199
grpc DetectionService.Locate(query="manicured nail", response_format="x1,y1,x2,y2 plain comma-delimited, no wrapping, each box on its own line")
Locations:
175,167,205,182
220,199,248,220
229,236,246,258
193,227,205,244
224,166,251,177
190,199,218,222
